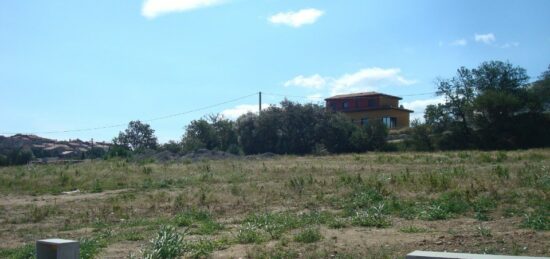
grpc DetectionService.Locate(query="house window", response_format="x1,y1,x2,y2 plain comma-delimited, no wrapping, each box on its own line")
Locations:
342,101,349,110
382,116,397,128
361,117,368,126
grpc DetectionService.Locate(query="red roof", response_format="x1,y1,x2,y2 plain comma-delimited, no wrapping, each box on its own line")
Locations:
324,91,402,100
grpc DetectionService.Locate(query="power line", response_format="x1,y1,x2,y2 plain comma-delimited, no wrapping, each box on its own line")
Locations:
0,92,258,135
262,91,437,100
1,91,439,135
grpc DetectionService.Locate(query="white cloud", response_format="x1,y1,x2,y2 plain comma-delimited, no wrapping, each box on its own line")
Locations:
142,0,225,19
284,68,416,96
306,93,323,101
330,68,416,95
268,8,324,27
221,104,270,119
284,74,327,89
501,42,519,48
402,97,445,121
450,38,467,46
475,33,496,44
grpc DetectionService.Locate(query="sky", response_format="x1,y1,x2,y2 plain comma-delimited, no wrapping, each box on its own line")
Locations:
1,0,549,143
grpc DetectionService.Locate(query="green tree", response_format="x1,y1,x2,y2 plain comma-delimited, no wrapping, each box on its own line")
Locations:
406,119,433,151
364,120,388,151
181,115,239,152
181,118,216,151
113,120,158,152
424,61,549,150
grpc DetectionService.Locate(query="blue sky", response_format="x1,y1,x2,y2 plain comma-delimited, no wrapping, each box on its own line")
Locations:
1,0,549,143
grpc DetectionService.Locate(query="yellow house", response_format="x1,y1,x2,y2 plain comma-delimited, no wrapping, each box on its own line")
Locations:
325,92,413,129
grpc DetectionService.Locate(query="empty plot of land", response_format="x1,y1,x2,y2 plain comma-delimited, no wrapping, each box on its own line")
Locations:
0,150,548,258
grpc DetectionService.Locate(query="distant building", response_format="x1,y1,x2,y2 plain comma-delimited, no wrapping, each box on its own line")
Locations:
325,92,413,129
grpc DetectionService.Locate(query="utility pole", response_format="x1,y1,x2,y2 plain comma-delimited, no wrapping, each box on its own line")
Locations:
259,91,262,115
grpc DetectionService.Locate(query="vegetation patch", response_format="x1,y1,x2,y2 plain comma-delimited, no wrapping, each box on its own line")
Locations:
293,227,323,243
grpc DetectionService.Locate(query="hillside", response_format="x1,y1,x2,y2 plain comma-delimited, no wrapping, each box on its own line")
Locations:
0,134,110,161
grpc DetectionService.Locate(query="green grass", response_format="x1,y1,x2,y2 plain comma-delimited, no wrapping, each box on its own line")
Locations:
0,244,34,259
293,227,322,243
173,209,223,235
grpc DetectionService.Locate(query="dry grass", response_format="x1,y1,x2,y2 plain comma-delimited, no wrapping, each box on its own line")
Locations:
0,149,549,258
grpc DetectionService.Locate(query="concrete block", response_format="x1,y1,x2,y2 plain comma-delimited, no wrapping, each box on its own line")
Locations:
406,251,550,259
36,239,79,259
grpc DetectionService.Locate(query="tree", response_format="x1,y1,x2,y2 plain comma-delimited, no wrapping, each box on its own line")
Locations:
181,115,240,153
471,61,530,149
364,120,388,151
317,112,356,153
433,67,477,149
113,120,158,152
423,60,548,150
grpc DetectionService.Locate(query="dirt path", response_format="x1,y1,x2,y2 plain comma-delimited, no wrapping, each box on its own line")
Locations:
0,189,129,207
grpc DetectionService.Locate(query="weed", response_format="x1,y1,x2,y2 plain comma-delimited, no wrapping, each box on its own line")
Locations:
187,238,228,258
142,166,153,175
288,176,306,194
80,235,109,259
351,204,391,228
344,187,384,213
521,210,550,230
473,194,496,221
495,151,508,162
327,218,348,229
236,223,264,244
423,170,452,192
492,165,510,180
91,179,103,193
173,209,223,235
477,224,492,237
435,191,470,215
121,230,145,241
421,205,451,220
142,226,186,259
293,227,322,243
477,153,493,163
28,205,56,223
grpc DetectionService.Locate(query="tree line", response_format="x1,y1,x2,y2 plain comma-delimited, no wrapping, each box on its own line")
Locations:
407,61,550,151
2,60,549,165
112,61,549,156
112,99,390,157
